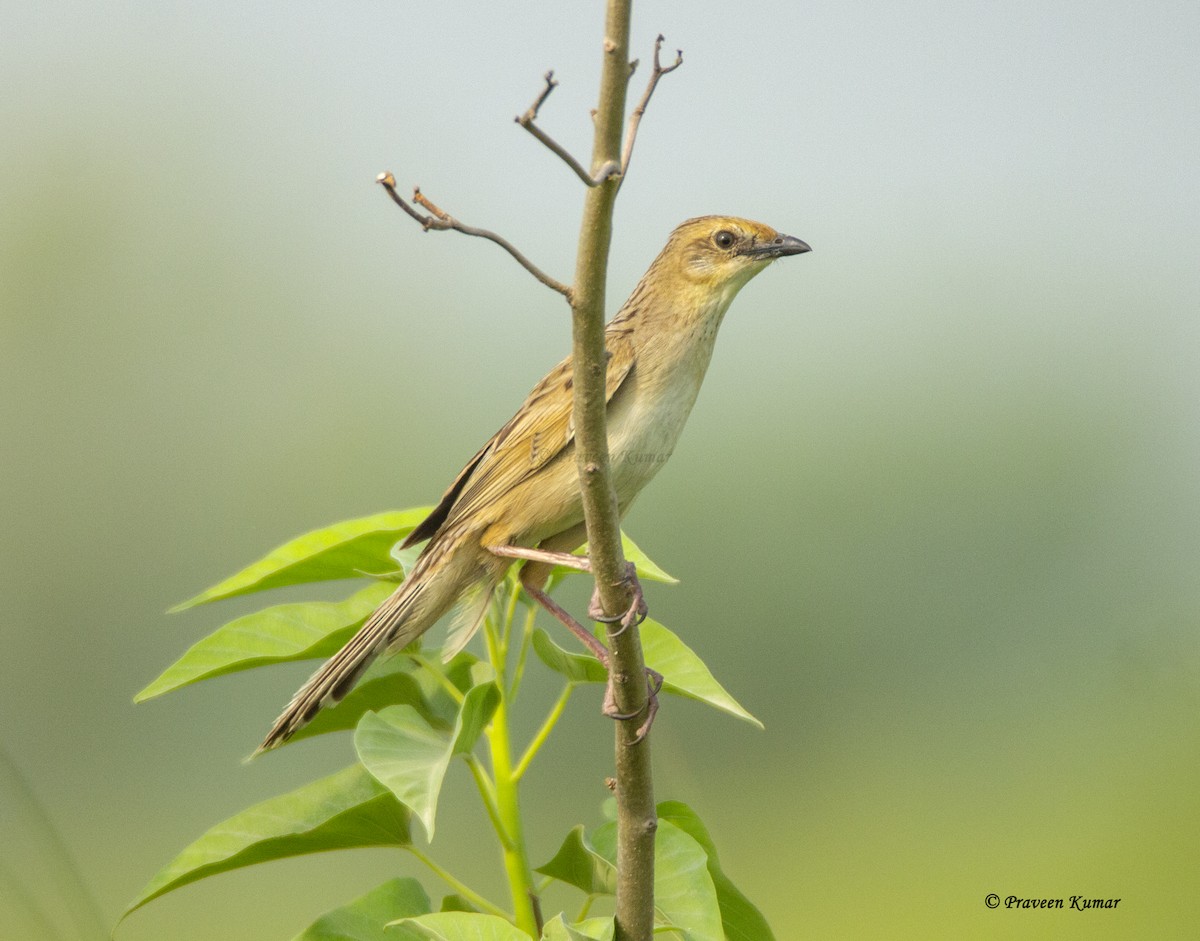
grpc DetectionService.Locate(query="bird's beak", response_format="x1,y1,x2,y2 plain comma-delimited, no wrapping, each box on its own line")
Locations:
742,233,812,259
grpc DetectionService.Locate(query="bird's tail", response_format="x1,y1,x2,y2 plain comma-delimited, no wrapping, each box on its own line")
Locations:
257,538,468,753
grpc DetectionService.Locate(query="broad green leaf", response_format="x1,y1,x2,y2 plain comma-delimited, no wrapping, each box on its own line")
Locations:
541,915,612,941
138,582,395,701
424,652,491,727
591,820,722,941
123,764,411,918
658,802,776,941
637,619,762,729
172,508,431,611
539,820,721,941
531,630,605,685
287,662,428,744
568,919,613,941
618,532,678,584
534,825,615,896
451,683,500,755
355,707,447,842
532,620,762,728
355,684,498,841
558,531,678,585
439,895,479,913
392,912,530,941
292,877,431,941
540,916,571,941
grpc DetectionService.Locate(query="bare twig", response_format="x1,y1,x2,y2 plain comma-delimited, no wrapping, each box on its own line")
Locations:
376,172,572,299
619,35,683,181
516,71,620,187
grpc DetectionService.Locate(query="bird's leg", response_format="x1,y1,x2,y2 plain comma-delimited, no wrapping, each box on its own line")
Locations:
490,545,648,633
488,544,660,740
514,564,612,663
489,544,592,574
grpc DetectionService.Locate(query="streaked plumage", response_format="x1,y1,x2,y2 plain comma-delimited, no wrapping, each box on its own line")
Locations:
260,216,810,751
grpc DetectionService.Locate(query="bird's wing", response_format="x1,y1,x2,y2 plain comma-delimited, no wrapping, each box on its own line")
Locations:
402,331,637,548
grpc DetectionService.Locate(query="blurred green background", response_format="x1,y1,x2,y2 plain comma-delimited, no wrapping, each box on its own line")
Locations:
2,2,1198,938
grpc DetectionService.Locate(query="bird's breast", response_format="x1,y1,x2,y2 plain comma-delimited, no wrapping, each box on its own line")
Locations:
606,329,718,504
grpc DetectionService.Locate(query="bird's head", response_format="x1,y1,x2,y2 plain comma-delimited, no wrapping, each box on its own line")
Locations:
658,215,811,297
614,215,811,334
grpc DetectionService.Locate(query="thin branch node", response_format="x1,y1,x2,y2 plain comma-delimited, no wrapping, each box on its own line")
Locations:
412,187,448,221
515,67,604,188
594,161,622,183
376,173,572,300
617,34,684,181
517,70,558,127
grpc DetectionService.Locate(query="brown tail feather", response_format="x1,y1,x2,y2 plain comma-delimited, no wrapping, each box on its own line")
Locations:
256,536,471,752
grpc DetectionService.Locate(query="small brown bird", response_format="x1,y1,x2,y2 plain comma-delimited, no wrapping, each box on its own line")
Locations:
261,216,810,750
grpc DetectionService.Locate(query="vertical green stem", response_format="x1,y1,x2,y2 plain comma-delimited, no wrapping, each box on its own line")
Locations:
483,582,539,937
486,693,539,936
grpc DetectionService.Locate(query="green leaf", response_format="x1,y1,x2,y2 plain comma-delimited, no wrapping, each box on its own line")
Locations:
391,912,531,941
287,661,428,744
618,531,678,584
658,802,776,941
567,919,613,941
532,620,762,729
292,877,431,941
591,820,722,941
451,683,501,755
540,916,571,941
532,630,606,685
354,707,447,842
138,581,395,701
563,531,678,585
534,825,615,896
539,820,721,941
637,619,762,729
425,652,491,726
541,915,612,941
439,895,479,914
123,764,411,919
172,508,431,611
355,684,499,841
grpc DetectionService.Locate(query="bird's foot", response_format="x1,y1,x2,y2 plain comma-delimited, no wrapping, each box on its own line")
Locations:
588,561,648,636
602,666,663,743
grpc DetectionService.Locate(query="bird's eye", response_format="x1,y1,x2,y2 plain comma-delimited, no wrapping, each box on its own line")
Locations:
713,230,736,250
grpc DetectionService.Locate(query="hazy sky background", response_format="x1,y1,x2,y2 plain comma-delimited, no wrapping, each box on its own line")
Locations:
3,2,1198,939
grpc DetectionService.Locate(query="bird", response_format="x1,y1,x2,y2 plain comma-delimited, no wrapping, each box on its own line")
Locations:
259,215,810,751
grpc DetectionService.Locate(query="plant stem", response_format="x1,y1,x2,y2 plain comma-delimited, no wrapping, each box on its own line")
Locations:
508,602,539,701
500,575,523,656
485,695,539,936
464,754,509,849
480,583,540,936
406,846,510,918
513,683,575,781
410,654,466,705
570,2,657,939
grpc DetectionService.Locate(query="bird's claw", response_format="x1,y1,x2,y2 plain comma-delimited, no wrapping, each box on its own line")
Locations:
588,562,648,635
602,667,663,743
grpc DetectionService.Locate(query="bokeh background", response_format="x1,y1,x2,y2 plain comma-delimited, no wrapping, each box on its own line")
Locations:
3,2,1198,939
